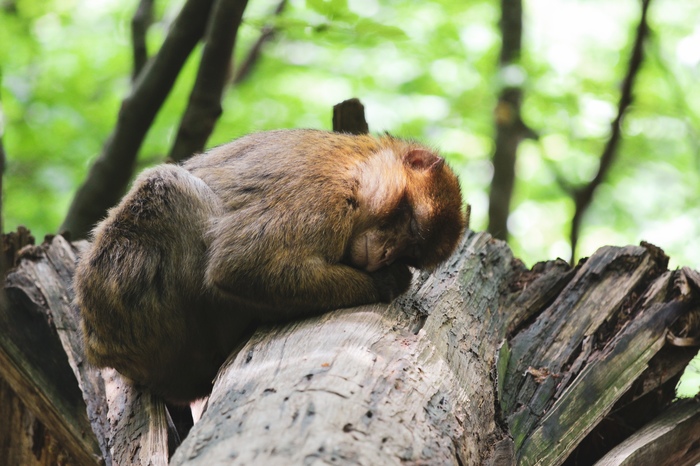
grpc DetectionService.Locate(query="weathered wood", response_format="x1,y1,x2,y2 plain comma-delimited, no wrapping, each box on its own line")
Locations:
595,399,700,466
2,235,173,466
98,369,172,466
3,230,700,466
1,238,102,466
0,376,79,466
171,231,520,465
2,225,35,276
501,258,574,335
502,245,668,442
517,275,688,465
170,234,700,465
332,98,370,135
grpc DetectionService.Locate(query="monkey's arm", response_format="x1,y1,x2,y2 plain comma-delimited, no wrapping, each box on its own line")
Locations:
205,234,412,319
210,259,411,318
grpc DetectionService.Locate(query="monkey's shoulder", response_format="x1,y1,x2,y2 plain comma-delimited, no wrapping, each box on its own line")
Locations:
184,129,418,171
100,164,218,232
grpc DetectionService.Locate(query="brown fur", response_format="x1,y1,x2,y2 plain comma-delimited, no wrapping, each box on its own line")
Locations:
74,129,465,402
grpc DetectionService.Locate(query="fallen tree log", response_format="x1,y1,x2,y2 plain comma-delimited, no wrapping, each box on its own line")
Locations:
1,230,699,465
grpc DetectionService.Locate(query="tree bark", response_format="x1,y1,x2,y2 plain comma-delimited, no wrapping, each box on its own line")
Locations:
1,236,174,466
596,399,700,466
0,376,80,466
1,231,699,465
333,98,370,135
131,0,154,82
173,231,511,464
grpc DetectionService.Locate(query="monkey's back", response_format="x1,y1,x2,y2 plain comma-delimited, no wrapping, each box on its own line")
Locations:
74,129,465,402
184,130,385,264
74,164,245,401
185,130,376,210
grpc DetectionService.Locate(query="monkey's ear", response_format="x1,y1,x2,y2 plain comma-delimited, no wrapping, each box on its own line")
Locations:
404,149,445,171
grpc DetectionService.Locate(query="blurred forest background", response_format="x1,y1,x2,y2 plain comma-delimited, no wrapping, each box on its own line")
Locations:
1,0,699,269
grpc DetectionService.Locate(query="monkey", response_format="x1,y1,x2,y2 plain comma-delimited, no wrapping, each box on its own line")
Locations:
74,129,466,403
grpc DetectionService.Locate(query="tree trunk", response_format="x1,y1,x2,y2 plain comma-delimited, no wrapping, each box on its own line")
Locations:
1,231,699,465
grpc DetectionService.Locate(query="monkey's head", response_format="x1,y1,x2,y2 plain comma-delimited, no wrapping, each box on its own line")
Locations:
348,144,466,273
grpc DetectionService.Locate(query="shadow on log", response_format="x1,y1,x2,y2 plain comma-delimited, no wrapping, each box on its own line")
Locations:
2,229,699,465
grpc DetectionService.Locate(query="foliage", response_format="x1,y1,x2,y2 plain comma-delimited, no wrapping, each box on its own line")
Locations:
676,351,700,398
1,0,699,273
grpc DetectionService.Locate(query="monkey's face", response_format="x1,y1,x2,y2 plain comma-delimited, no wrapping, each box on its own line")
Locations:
346,208,421,272
347,143,466,274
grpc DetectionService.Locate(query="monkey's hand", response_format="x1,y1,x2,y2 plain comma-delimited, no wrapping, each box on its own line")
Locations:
370,263,413,303
206,207,416,318
207,248,414,319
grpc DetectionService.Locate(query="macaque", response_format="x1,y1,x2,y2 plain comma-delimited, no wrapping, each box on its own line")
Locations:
74,129,466,402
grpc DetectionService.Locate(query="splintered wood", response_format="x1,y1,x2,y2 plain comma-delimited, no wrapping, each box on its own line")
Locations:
2,232,699,466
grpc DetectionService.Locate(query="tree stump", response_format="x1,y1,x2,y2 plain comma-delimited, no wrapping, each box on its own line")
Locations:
1,231,699,465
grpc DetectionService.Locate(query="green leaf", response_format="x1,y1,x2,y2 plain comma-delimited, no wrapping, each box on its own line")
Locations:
354,18,408,41
676,351,700,399
306,0,351,19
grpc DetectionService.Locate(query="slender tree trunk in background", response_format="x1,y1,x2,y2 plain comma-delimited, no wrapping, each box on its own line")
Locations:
60,0,218,239
488,0,525,241
168,0,250,163
569,0,651,263
131,0,155,82
62,0,254,238
231,0,288,86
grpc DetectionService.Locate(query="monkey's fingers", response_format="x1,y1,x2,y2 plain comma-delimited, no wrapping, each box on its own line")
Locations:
371,263,413,302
